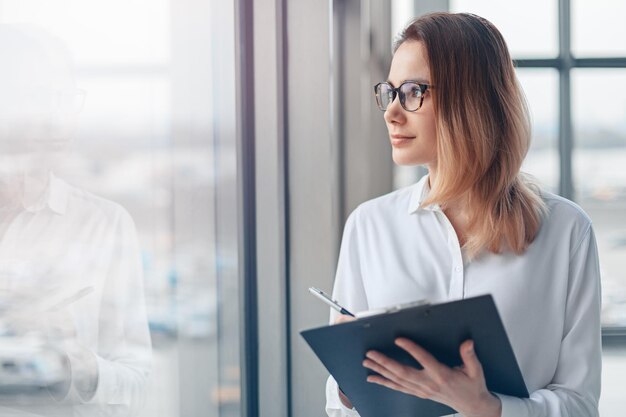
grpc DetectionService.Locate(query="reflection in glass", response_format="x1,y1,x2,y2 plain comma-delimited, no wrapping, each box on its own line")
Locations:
0,1,242,416
0,24,152,416
572,69,626,327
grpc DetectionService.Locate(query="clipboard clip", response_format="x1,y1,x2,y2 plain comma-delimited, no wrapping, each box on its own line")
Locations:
355,299,430,318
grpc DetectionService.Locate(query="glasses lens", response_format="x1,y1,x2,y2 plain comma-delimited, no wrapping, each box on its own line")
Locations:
375,83,394,110
400,82,422,111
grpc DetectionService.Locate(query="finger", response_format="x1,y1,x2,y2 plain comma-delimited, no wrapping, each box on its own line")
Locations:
395,338,445,373
333,314,356,325
364,352,420,385
366,374,428,399
459,340,483,379
364,356,443,398
363,358,422,388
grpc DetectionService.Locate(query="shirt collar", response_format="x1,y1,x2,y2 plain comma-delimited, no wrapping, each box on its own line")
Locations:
407,173,441,214
23,173,68,215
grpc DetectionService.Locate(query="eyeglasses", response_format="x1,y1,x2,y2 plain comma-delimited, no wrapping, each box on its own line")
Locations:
374,81,433,112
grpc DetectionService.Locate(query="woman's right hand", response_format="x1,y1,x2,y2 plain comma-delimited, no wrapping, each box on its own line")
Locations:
333,314,357,409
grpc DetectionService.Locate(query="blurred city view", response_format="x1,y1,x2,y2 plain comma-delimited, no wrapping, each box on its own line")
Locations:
519,69,626,328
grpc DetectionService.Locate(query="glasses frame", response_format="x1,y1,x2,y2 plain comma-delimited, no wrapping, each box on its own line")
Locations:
373,81,433,112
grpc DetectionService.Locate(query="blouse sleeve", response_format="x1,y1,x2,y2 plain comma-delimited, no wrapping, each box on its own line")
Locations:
495,224,602,416
325,207,369,417
87,208,152,413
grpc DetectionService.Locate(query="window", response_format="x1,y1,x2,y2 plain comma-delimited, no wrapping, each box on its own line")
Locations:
0,1,242,416
448,1,626,414
449,0,626,333
572,70,626,328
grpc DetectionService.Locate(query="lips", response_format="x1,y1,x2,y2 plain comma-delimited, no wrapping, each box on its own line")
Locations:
389,134,415,147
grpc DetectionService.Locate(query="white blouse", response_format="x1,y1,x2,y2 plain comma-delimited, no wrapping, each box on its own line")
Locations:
325,174,601,417
0,174,151,416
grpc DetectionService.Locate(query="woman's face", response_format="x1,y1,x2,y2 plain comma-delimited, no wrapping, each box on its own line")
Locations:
384,40,437,167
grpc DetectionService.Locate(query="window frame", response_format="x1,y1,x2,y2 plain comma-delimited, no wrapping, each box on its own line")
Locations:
513,0,626,336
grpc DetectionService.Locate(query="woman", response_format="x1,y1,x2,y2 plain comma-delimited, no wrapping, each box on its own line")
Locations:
325,12,601,417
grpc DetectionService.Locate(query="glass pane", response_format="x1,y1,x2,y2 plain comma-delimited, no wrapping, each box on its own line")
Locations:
450,0,558,59
572,69,626,329
392,0,412,37
516,68,559,193
0,0,170,66
0,1,241,417
573,0,626,58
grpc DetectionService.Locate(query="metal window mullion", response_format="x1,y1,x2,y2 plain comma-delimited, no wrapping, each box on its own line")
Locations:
558,0,574,200
235,0,259,416
516,58,626,69
514,58,561,68
574,57,626,68
253,0,290,415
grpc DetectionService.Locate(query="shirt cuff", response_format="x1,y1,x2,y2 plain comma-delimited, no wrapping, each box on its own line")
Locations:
494,392,526,417
325,375,360,416
46,348,101,404
83,354,117,405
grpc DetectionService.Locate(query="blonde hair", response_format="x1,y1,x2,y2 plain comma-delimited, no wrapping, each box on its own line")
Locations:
395,12,546,257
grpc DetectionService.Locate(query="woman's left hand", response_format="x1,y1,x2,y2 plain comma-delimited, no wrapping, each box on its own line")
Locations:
363,338,502,417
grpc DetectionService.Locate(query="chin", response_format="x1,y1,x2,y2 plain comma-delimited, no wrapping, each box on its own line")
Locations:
391,150,426,166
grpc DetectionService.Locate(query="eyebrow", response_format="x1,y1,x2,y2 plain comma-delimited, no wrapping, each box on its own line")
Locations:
386,78,431,86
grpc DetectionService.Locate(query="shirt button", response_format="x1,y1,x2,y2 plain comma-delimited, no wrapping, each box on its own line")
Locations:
454,266,462,273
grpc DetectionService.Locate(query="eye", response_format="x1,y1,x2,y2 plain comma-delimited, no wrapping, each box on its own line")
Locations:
400,83,421,98
410,85,421,97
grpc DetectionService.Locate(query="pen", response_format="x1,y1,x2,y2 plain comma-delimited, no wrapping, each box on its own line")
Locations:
48,286,95,311
308,287,355,317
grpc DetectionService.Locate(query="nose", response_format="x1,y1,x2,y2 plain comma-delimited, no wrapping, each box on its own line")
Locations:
383,93,406,125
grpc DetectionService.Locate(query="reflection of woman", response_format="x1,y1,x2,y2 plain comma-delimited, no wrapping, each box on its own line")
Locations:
0,24,151,417
326,13,601,417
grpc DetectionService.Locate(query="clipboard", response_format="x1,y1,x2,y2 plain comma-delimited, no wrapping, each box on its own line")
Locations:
300,294,528,417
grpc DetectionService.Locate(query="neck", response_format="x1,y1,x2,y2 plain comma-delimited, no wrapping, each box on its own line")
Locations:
0,177,20,209
22,171,50,207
